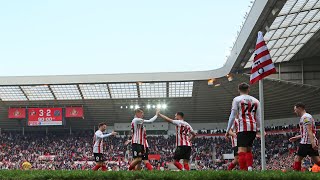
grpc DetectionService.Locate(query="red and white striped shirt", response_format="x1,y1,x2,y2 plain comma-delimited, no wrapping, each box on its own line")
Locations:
131,115,157,145
299,113,318,145
232,95,260,132
93,130,111,153
231,119,239,148
172,120,194,147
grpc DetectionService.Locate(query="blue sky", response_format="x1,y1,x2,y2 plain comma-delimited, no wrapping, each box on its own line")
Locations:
0,0,251,76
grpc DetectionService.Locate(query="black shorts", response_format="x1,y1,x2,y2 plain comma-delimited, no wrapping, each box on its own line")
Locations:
174,146,191,161
142,148,149,160
94,153,104,162
297,144,319,157
237,131,256,148
132,143,145,159
233,146,238,157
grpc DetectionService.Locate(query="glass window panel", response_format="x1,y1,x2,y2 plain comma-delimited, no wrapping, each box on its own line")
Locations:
271,28,286,40
270,16,286,30
50,85,82,100
310,21,320,32
279,0,297,15
283,46,295,55
21,85,54,101
0,86,27,101
140,82,167,98
280,14,297,28
290,11,308,26
79,84,110,99
299,33,315,44
169,82,193,97
302,9,319,23
291,34,305,45
291,24,306,36
109,83,138,99
290,0,308,13
302,0,318,10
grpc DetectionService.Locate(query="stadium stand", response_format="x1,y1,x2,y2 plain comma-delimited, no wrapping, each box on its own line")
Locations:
0,124,316,171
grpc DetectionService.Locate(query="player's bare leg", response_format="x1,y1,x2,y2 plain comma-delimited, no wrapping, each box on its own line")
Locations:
228,156,238,170
238,147,248,171
129,158,142,171
293,155,304,171
135,163,142,171
183,159,190,171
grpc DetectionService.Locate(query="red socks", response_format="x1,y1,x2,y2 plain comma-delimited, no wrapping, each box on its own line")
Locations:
129,165,135,171
101,165,107,171
92,165,101,171
145,162,153,171
184,163,190,171
246,152,253,168
174,161,183,170
228,162,236,170
293,161,301,171
238,152,247,171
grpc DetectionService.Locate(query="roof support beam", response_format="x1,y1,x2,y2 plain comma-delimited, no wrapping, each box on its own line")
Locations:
136,82,141,98
18,86,29,101
48,85,57,100
106,84,112,99
76,84,84,100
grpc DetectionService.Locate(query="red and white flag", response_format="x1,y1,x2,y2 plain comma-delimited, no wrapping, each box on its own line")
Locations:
250,31,276,84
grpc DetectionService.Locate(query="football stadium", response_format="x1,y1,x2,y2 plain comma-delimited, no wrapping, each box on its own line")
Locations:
1,0,320,179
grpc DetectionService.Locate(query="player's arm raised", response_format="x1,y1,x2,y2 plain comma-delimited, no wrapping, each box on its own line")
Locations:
158,113,174,124
289,135,302,142
141,109,160,123
96,131,117,139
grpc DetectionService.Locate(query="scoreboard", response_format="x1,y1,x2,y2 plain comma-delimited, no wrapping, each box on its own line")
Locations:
28,108,63,126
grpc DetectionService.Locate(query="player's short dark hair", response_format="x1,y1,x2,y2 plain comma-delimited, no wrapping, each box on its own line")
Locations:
176,112,184,118
98,122,107,128
238,82,250,92
295,102,306,109
134,108,144,114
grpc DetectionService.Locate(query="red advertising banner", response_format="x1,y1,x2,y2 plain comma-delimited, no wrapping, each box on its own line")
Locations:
28,108,63,126
8,108,26,119
148,154,161,160
65,107,84,118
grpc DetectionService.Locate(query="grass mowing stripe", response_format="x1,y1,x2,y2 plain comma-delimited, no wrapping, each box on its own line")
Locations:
0,171,319,180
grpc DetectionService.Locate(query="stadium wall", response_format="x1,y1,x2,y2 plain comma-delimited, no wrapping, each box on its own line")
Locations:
265,57,320,87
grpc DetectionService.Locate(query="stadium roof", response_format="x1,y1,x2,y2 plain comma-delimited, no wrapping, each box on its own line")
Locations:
245,0,320,68
1,74,320,129
0,82,193,101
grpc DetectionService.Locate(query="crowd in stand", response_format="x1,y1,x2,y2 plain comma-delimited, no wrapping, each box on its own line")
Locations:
0,124,317,171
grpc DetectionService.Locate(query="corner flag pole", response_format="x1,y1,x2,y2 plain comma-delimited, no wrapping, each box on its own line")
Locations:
259,79,266,170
